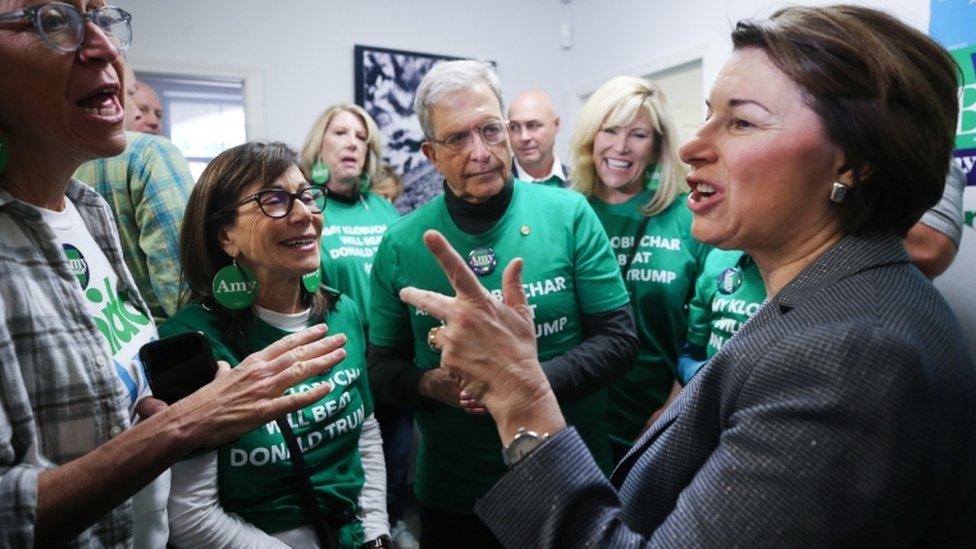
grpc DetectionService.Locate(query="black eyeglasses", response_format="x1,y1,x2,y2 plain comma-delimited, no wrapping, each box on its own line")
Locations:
429,120,508,151
0,3,132,53
234,187,327,219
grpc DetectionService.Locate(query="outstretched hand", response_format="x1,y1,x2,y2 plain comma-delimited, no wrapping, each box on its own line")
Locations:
399,230,565,443
168,323,347,453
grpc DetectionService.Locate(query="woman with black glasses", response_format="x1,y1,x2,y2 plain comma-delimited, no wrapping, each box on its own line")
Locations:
0,4,348,547
160,142,390,548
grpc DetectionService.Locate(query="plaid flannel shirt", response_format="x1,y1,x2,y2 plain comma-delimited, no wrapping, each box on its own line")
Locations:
0,179,152,547
74,132,193,323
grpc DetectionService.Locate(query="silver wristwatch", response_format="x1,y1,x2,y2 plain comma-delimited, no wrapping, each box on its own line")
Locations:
502,427,550,467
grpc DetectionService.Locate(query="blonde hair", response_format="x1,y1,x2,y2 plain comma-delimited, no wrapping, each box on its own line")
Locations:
570,76,687,216
300,103,383,186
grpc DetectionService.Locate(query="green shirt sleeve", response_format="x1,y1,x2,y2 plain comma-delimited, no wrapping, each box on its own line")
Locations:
367,234,412,348
571,195,630,314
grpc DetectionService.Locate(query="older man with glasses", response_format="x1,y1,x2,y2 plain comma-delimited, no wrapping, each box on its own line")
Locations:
366,60,638,548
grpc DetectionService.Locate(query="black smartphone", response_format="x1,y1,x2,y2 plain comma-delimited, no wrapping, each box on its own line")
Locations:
139,332,218,405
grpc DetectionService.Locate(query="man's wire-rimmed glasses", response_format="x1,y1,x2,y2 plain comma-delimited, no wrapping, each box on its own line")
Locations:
429,120,508,151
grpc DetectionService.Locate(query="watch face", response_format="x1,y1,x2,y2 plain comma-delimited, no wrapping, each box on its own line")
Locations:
503,430,546,466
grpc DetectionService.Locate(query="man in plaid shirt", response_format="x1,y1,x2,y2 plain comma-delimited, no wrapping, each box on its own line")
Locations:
74,130,193,322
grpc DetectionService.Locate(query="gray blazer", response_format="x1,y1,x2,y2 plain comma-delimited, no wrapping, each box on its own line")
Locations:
476,234,976,547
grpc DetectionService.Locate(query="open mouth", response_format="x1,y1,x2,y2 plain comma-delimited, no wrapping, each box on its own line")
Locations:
280,237,317,251
604,158,632,170
687,180,722,212
690,182,717,201
76,85,122,118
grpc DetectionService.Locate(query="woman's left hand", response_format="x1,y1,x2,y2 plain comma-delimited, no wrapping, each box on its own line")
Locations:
399,230,565,443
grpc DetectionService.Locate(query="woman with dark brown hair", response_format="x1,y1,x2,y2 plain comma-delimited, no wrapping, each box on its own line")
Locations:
161,142,390,548
397,5,975,547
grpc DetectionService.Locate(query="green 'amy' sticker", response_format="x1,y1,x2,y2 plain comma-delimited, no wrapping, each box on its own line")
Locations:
311,162,330,185
212,264,258,309
302,266,321,293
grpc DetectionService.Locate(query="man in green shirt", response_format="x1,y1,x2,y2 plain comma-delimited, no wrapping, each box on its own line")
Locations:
367,60,637,548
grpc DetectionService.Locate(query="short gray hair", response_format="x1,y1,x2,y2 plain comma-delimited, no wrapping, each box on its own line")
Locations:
414,60,504,139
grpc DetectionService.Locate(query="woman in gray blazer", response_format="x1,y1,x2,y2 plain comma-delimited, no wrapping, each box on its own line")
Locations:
397,5,975,547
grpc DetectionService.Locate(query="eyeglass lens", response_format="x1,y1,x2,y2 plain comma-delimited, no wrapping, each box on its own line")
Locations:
257,189,326,218
441,121,507,150
37,4,131,52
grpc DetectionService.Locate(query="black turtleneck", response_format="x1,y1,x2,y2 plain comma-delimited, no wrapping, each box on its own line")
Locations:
443,178,513,234
326,187,360,205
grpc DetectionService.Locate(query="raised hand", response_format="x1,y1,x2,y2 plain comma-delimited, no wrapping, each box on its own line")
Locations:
399,230,565,443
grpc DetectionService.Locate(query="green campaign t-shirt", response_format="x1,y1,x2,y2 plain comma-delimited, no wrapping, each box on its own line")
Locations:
320,191,400,327
369,180,629,512
589,191,711,446
159,295,372,534
686,249,766,358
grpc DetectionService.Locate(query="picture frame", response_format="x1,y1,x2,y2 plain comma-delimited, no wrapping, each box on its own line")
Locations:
354,45,478,212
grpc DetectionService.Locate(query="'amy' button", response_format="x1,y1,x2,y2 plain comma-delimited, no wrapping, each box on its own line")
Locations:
520,225,530,235
467,246,497,276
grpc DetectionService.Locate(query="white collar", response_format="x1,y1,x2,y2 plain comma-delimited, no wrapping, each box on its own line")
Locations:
514,154,565,182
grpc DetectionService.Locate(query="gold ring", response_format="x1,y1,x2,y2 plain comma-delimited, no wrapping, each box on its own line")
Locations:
427,326,441,352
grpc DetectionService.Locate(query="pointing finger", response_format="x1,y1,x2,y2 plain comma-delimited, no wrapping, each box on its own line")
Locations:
422,230,491,301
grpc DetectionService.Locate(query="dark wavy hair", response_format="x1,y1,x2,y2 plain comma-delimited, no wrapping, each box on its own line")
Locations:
732,5,959,236
178,141,332,347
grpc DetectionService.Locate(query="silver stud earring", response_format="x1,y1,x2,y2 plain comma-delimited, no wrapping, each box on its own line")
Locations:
829,182,848,203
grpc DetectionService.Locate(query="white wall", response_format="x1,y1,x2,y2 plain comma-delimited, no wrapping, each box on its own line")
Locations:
123,0,567,150
556,0,930,146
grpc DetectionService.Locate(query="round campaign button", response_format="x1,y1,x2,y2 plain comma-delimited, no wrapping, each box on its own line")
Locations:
62,243,90,289
718,267,743,295
467,246,497,276
212,264,258,309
